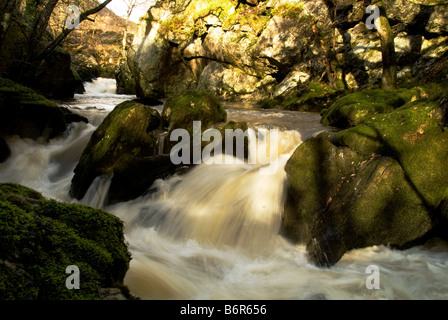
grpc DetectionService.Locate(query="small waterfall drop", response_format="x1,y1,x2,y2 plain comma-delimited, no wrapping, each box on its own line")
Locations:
83,78,117,94
79,175,113,209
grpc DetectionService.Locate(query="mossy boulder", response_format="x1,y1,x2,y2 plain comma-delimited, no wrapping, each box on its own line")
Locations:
162,90,229,161
281,132,363,243
321,83,448,128
283,87,448,266
306,156,433,266
321,89,407,128
70,100,174,205
0,77,87,140
162,90,227,133
281,82,344,112
0,183,131,300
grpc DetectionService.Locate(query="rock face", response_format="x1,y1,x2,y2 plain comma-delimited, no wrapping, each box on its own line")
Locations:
0,183,131,300
70,100,172,205
282,84,448,266
124,0,448,102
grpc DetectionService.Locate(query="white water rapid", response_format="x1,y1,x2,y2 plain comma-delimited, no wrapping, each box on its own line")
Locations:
1,78,448,300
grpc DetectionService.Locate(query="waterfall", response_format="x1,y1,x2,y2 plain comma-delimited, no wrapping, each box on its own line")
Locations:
119,129,301,252
79,175,113,209
83,78,117,94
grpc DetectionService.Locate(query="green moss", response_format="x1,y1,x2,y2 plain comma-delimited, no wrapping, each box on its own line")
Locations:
271,1,305,20
162,90,227,132
0,183,131,300
281,82,343,112
333,88,448,209
322,82,448,128
322,88,413,128
257,98,281,109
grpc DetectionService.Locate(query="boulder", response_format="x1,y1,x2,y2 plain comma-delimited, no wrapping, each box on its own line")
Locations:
306,156,433,267
0,77,79,140
320,84,446,128
70,100,172,205
281,132,363,243
0,183,131,299
162,90,227,133
283,86,448,266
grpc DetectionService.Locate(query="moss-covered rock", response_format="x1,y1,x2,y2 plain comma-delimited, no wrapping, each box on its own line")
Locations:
0,77,67,140
306,156,433,266
281,132,363,243
0,77,87,140
257,97,281,109
283,85,448,266
0,183,131,300
280,82,344,112
321,83,448,128
321,89,407,128
162,90,227,133
70,100,172,205
336,90,448,208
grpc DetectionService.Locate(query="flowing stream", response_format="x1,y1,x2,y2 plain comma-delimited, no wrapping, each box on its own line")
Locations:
1,78,448,300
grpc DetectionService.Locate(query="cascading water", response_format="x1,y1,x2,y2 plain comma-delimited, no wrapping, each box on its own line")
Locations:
1,79,448,300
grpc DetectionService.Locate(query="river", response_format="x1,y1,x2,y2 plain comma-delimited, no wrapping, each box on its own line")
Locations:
1,78,448,300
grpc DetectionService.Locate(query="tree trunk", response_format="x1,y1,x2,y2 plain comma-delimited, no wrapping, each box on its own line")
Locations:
27,0,60,61
374,0,397,90
312,20,346,91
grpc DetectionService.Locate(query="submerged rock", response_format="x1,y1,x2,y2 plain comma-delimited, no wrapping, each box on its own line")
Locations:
283,85,448,266
0,183,131,300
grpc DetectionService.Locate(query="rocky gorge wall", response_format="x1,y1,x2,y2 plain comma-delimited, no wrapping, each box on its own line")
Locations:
121,0,448,101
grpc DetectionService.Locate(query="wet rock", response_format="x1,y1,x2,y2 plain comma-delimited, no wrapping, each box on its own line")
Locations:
162,90,227,133
70,100,173,205
306,156,433,267
283,86,448,266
